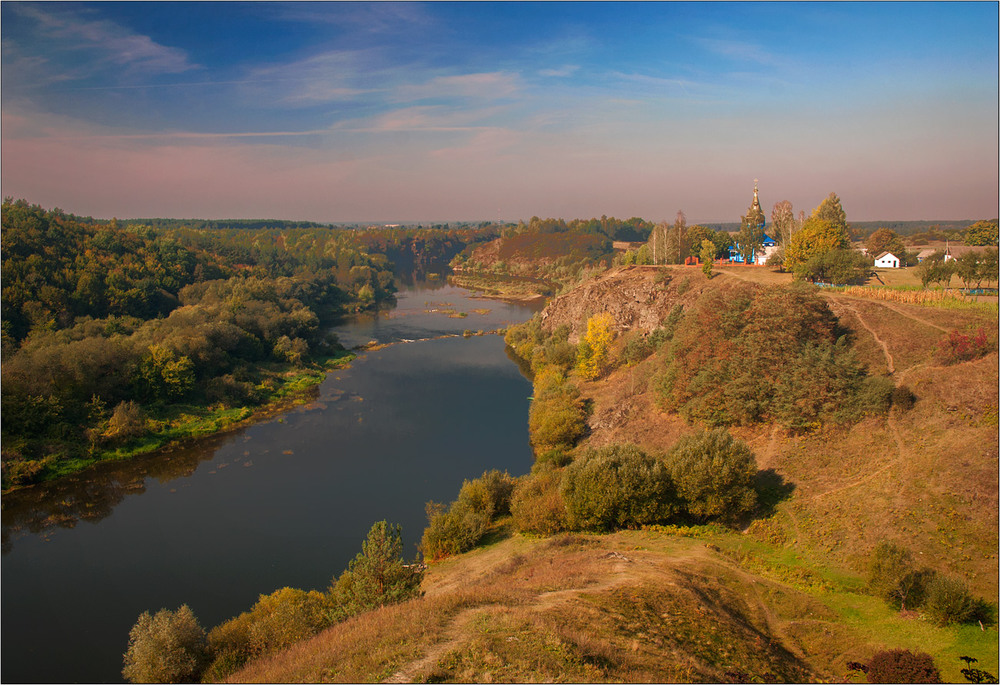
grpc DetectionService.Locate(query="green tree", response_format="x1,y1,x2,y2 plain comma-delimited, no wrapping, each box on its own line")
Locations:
978,248,999,287
922,574,978,626
122,604,208,683
800,248,869,285
954,251,984,289
735,209,765,264
561,444,677,531
333,520,423,614
663,429,758,522
964,219,998,246
916,251,955,288
134,345,195,401
867,540,927,611
700,239,716,278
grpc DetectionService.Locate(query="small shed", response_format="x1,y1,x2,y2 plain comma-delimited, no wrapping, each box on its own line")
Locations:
874,251,900,268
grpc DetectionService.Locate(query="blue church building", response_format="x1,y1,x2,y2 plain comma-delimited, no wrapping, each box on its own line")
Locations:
729,180,777,265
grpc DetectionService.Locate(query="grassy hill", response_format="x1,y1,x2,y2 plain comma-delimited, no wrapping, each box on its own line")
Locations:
222,266,998,684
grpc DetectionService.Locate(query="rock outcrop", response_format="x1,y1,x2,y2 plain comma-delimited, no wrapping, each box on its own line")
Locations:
538,265,716,343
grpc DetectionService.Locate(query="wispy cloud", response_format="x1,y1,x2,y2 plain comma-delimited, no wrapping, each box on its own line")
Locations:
394,72,521,102
539,65,581,78
694,36,784,69
9,3,196,76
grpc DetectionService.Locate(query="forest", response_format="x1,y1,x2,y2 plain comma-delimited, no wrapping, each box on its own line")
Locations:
0,200,494,490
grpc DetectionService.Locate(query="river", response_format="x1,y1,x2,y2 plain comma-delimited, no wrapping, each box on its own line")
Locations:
1,280,542,683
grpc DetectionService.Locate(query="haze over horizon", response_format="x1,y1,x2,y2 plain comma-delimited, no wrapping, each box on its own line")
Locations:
2,2,997,224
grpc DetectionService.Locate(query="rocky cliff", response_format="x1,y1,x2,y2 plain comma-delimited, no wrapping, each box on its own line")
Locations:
538,265,717,343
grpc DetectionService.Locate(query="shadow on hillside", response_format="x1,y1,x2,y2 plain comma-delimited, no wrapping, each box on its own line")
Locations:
754,468,796,518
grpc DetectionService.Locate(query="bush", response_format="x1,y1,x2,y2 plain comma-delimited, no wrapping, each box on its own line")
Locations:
511,467,569,535
122,604,208,683
663,429,758,523
205,587,332,678
936,327,996,365
561,444,677,531
923,574,977,626
420,499,489,561
456,469,516,520
528,369,588,452
892,384,916,411
866,541,927,611
420,471,516,560
866,648,942,684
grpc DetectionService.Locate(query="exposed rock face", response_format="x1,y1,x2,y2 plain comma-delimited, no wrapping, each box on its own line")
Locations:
538,265,716,343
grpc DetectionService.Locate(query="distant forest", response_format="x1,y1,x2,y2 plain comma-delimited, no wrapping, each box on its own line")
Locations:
702,219,982,238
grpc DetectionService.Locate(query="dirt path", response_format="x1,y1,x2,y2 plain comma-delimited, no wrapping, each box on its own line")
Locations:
382,555,637,683
838,302,896,375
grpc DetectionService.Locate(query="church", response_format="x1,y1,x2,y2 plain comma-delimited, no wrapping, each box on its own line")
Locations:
729,180,778,265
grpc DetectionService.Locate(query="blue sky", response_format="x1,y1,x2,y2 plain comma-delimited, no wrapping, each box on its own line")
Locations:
2,1,997,223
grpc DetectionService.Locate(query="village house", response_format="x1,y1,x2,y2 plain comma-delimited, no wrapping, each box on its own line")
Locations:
873,251,900,268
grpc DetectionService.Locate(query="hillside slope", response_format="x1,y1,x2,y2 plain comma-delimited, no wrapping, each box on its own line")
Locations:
225,267,998,683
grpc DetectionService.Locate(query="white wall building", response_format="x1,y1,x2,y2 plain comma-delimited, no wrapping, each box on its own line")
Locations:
874,251,900,268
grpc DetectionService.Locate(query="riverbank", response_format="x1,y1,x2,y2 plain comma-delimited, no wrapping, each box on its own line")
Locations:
1,351,356,495
448,269,554,303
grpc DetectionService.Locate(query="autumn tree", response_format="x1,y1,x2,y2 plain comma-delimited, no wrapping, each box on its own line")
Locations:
122,605,209,683
865,228,907,262
964,219,998,246
784,217,851,277
577,312,615,380
812,192,848,234
770,200,798,247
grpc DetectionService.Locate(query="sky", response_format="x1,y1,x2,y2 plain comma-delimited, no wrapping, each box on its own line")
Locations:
2,2,997,224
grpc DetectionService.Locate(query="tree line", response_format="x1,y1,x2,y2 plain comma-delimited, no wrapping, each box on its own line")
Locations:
1,199,401,489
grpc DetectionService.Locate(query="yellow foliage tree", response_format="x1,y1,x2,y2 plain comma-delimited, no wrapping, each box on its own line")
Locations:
577,312,615,380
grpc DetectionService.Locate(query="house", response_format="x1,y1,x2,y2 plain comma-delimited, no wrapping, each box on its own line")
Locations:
874,251,900,268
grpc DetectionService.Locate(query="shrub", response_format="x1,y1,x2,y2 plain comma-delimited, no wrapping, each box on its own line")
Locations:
122,604,208,683
663,429,758,523
866,648,942,684
511,467,569,535
936,327,996,365
457,469,516,519
866,541,927,611
528,369,588,452
892,384,916,411
923,574,977,626
420,470,517,560
561,444,677,531
206,587,332,678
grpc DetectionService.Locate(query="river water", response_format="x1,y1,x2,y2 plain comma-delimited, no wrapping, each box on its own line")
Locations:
1,280,542,683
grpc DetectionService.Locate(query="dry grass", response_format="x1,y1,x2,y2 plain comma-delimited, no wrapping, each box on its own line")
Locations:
224,530,997,684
